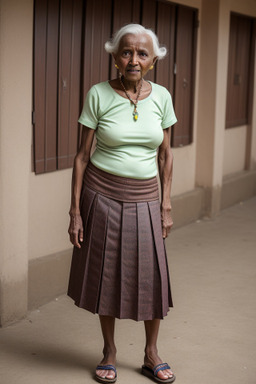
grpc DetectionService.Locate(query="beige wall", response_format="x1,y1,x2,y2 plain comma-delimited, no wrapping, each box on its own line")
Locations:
231,0,256,17
251,56,256,170
1,0,256,325
195,0,256,214
223,126,247,176
172,145,196,196
195,0,230,215
171,0,201,8
222,0,256,175
28,170,72,260
0,0,33,325
28,0,204,262
167,0,201,198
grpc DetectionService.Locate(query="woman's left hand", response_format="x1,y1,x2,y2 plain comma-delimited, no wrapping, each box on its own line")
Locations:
161,207,173,239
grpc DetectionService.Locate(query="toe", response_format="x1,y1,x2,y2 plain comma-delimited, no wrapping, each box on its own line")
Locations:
165,368,174,377
96,369,115,379
106,370,115,379
157,368,174,380
157,370,169,380
96,369,106,378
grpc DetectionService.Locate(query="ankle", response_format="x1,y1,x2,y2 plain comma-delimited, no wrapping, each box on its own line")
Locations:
103,345,117,356
144,345,159,360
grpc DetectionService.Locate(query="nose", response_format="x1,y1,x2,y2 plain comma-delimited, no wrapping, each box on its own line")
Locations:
129,53,138,66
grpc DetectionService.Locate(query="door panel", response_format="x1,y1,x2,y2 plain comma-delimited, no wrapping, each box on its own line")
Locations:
156,1,175,93
110,0,141,79
58,0,83,169
141,0,157,82
34,0,59,173
172,6,196,146
83,0,112,97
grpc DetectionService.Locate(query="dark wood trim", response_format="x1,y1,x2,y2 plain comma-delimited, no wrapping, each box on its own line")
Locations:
33,0,199,173
226,13,255,129
172,4,198,147
245,19,256,169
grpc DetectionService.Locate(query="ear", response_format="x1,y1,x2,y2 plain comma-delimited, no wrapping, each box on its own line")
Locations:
153,56,158,65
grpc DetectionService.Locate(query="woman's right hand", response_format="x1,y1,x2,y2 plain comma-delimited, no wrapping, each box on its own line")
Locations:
68,213,84,248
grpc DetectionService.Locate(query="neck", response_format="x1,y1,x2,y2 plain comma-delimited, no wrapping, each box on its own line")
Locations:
121,76,142,93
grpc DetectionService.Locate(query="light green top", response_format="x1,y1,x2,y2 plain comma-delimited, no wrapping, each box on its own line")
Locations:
78,81,177,179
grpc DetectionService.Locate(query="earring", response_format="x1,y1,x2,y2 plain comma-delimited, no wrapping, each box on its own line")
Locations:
150,65,154,70
115,63,119,69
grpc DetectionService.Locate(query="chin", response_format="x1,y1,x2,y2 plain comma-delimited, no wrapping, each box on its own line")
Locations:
125,72,141,80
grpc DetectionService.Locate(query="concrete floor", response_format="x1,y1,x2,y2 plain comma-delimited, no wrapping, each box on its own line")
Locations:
1,197,256,384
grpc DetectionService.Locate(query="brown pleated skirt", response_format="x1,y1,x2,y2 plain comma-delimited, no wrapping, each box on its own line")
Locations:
67,162,173,321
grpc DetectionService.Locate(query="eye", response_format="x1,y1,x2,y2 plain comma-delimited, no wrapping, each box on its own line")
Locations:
139,51,148,57
122,50,131,57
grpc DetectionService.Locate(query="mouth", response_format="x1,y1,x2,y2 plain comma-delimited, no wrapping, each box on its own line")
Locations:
126,68,140,74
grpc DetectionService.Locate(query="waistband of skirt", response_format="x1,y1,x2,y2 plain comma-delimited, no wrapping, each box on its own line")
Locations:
83,162,159,203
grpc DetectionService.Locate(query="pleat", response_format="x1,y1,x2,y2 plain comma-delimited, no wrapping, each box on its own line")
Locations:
80,194,110,313
97,199,122,317
68,164,173,321
67,187,97,303
148,200,173,316
137,202,155,320
120,203,139,319
163,240,173,306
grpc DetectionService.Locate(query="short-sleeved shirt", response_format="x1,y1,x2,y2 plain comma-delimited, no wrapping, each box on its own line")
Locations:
79,81,177,179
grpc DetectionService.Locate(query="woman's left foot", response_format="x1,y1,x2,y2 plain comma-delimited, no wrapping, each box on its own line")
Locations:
142,351,175,383
95,348,117,383
95,364,117,383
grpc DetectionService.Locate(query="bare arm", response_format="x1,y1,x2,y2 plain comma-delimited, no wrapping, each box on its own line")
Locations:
68,126,95,248
158,127,174,238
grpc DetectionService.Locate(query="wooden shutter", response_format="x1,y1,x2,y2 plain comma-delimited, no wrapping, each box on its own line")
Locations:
141,0,157,82
226,13,254,128
172,5,197,147
155,1,175,93
113,0,140,29
110,0,141,79
82,0,112,98
33,0,59,173
33,0,83,173
58,0,83,169
141,0,156,30
143,1,197,147
34,0,199,174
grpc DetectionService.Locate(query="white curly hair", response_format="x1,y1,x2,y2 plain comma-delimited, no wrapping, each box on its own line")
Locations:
104,23,167,60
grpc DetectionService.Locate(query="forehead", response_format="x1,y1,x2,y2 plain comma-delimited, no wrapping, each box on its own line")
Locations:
118,33,154,52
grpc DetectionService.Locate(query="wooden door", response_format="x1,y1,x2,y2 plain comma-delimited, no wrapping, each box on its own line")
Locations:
172,5,197,147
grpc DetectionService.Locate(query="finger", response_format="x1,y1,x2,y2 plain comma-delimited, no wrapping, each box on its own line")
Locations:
79,228,84,243
73,233,81,248
69,230,75,245
162,226,167,238
166,226,172,237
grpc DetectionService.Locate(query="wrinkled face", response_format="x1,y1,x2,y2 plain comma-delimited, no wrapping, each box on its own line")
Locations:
113,33,157,81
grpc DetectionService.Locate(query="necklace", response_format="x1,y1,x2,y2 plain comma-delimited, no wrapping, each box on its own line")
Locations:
119,76,143,121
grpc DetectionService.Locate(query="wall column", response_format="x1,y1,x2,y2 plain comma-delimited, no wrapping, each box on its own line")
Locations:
196,0,230,216
247,41,256,171
0,0,33,326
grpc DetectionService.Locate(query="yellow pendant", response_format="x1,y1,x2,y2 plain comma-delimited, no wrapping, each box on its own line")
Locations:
133,109,138,121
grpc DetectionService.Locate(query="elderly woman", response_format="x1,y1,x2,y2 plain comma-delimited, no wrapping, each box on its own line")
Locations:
68,24,177,384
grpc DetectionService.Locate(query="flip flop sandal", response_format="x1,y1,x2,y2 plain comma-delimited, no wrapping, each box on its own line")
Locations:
141,363,176,383
95,364,117,383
